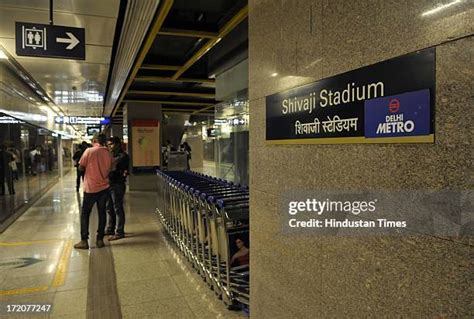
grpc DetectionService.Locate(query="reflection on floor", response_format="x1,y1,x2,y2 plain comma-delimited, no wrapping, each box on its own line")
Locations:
0,172,247,318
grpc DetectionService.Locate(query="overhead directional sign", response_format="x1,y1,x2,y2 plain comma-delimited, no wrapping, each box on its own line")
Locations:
15,22,85,60
54,116,110,125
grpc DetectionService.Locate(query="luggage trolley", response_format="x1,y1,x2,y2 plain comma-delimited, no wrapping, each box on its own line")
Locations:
155,169,250,311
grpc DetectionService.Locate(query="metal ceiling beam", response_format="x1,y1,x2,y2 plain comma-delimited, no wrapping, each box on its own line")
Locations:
127,90,215,98
158,28,218,39
124,99,212,106
192,104,215,115
171,5,248,80
162,108,204,111
140,64,181,71
112,0,174,117
164,110,214,116
134,76,215,84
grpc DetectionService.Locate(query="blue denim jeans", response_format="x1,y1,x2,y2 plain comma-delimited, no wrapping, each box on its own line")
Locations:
106,183,126,236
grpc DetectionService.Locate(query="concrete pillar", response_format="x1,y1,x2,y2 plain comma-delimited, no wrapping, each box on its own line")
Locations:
126,102,162,191
162,114,189,147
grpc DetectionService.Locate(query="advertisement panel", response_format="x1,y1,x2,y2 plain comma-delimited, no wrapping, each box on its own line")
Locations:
131,120,160,167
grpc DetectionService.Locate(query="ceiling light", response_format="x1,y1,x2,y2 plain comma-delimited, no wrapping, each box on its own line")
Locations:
271,73,278,77
0,49,8,60
421,0,462,16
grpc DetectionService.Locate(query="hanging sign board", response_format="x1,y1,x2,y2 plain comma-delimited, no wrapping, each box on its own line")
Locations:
15,22,85,60
265,48,435,144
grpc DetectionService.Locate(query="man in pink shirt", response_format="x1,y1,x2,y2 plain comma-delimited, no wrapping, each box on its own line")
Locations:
74,133,113,249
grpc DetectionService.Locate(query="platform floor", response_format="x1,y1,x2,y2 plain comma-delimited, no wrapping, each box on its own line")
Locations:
0,172,246,318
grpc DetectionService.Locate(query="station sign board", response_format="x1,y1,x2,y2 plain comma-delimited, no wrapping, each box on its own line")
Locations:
15,22,85,60
265,48,435,144
54,116,110,125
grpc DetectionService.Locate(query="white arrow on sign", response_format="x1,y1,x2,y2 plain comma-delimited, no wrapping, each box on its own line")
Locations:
56,32,80,50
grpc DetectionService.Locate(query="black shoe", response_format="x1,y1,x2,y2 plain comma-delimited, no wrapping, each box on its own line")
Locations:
74,240,89,249
96,239,105,248
108,234,125,241
104,229,115,236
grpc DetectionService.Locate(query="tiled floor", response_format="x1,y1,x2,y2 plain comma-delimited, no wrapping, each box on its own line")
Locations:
0,172,247,318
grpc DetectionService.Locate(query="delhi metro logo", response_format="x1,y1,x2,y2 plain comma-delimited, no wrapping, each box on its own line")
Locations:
389,98,400,113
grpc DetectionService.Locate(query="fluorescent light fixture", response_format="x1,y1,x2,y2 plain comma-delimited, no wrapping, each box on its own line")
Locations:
0,49,8,60
421,0,462,16
271,72,278,77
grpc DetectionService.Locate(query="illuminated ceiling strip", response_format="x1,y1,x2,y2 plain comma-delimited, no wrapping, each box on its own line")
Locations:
127,90,215,98
123,99,212,106
134,76,215,83
421,0,461,16
140,64,181,71
113,0,174,117
158,28,218,39
171,5,248,80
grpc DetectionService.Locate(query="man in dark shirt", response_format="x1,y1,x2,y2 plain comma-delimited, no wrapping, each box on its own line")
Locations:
72,141,89,192
105,136,129,240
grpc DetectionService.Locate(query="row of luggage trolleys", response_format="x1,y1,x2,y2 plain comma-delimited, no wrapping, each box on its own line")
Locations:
156,170,250,311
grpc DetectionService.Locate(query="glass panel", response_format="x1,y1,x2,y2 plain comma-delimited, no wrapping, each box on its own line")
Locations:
0,112,61,227
215,100,249,185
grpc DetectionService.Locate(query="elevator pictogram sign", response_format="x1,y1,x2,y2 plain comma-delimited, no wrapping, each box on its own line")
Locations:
15,22,85,60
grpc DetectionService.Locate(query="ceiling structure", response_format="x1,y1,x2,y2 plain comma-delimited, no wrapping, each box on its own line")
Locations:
106,0,248,126
0,0,121,126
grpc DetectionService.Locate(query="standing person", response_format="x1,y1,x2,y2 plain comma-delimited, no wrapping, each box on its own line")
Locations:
29,146,41,176
181,141,192,170
72,142,89,192
74,134,113,250
105,136,129,240
0,145,15,195
7,146,20,180
47,146,55,171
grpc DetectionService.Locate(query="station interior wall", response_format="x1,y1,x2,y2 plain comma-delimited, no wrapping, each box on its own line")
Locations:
248,0,473,317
